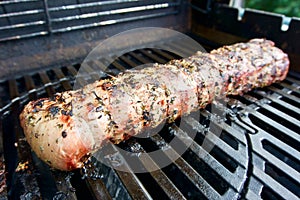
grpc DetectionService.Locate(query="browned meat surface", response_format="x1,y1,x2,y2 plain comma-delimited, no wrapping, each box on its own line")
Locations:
19,39,289,171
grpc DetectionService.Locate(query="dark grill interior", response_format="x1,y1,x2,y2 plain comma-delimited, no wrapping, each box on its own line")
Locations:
1,0,300,199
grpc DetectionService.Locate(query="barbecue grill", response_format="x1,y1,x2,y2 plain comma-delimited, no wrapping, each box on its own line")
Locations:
0,0,299,199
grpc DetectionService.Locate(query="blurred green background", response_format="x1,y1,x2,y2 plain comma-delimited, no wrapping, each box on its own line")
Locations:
245,0,300,17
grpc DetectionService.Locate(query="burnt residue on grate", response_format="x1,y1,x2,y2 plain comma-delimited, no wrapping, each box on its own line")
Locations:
0,38,299,199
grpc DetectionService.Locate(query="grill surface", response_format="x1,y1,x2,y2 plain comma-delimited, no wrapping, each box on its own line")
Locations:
0,36,299,200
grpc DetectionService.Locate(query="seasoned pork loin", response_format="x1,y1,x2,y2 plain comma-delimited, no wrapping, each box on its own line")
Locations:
19,39,289,170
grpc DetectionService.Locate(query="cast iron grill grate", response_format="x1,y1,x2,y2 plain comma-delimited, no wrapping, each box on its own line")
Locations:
0,38,299,199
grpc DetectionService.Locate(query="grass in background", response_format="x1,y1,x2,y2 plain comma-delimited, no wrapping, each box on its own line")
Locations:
245,0,300,18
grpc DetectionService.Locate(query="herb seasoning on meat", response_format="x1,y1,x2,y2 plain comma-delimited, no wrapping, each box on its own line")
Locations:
19,39,290,170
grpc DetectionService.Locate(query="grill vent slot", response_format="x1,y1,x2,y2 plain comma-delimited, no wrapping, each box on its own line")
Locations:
280,95,300,108
256,107,300,134
269,101,300,120
248,113,300,152
262,140,300,175
182,149,229,195
265,162,300,197
261,186,284,200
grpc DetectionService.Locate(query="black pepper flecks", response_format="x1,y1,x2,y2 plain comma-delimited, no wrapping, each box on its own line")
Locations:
96,106,103,112
49,106,61,117
61,110,67,115
61,109,73,116
62,131,67,138
34,99,45,107
92,91,104,104
57,124,63,129
142,111,151,121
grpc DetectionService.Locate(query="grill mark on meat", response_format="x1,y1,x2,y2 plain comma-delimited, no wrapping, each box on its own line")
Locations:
19,39,290,170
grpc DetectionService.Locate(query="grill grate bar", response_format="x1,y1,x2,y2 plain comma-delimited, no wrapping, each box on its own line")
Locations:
148,167,186,199
110,59,127,72
113,167,151,199
128,52,152,64
286,76,300,86
193,140,246,181
0,20,46,31
51,172,78,200
122,140,187,199
99,144,153,199
52,68,72,91
8,79,19,100
164,42,197,57
84,177,112,200
149,133,223,199
51,11,178,33
172,121,247,191
268,86,300,106
47,0,140,12
173,38,200,54
78,63,101,82
151,49,176,60
119,56,139,69
253,165,299,199
66,65,79,77
280,82,300,93
50,3,173,23
215,118,247,145
91,59,111,73
249,111,300,148
24,75,38,102
0,0,38,5
258,104,300,130
24,75,37,93
191,123,245,165
0,31,48,42
250,132,300,182
0,9,44,18
38,71,56,98
255,90,300,118
139,49,167,63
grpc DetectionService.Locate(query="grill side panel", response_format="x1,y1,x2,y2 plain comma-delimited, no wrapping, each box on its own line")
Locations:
0,0,189,80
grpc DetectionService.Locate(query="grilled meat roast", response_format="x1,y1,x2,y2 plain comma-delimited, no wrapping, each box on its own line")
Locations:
19,39,289,171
